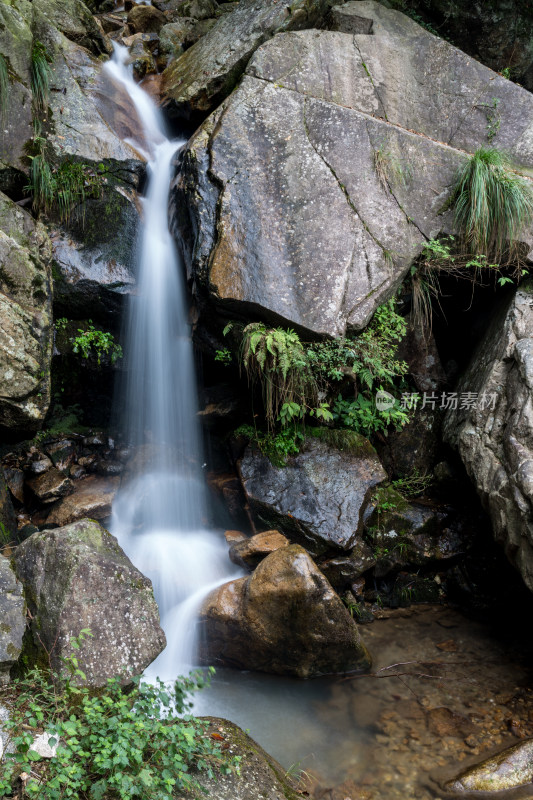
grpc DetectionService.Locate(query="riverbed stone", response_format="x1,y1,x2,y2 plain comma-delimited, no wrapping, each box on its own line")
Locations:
239,431,387,555
27,468,73,505
445,739,533,793
175,718,301,800
199,544,372,678
174,3,533,338
13,519,166,685
127,4,167,33
444,283,533,592
0,555,25,684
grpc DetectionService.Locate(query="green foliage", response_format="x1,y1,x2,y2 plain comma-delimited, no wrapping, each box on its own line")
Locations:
391,470,432,498
31,41,52,114
0,54,9,118
483,98,501,143
235,424,304,467
71,321,123,366
452,147,533,267
227,321,319,429
0,632,237,799
26,154,106,222
214,347,232,365
227,299,410,445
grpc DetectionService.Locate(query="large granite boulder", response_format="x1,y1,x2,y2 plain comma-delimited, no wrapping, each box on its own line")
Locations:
0,192,53,431
161,0,334,117
13,519,166,685
199,544,372,678
176,718,301,800
444,284,533,592
0,556,25,684
173,1,533,337
239,432,387,556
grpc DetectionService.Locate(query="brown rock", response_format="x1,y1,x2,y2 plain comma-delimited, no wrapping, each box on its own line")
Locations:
27,469,73,504
224,530,247,545
426,707,476,739
46,476,119,526
229,530,289,570
127,4,166,33
199,544,372,678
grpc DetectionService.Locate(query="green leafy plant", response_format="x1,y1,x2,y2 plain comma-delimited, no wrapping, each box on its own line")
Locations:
0,631,237,799
391,470,432,498
26,154,106,222
31,41,52,114
71,321,123,366
451,147,533,268
235,424,304,467
214,347,232,365
226,322,319,429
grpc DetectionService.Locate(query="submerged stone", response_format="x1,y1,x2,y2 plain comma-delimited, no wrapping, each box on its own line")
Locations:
446,739,533,793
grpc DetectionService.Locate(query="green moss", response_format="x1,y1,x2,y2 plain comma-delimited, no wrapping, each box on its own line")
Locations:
307,426,376,457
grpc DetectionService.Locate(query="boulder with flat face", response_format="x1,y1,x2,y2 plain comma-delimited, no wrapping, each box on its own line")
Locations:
173,2,533,338
13,519,166,685
0,555,25,684
199,544,372,678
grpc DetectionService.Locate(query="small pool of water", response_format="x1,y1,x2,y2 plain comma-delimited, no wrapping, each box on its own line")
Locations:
192,605,533,800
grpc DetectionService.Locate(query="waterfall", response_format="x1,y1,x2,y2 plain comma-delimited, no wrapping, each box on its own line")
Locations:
105,45,238,679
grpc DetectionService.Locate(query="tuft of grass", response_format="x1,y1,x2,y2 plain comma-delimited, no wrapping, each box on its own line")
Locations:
28,151,55,215
31,40,52,113
0,54,9,118
452,147,533,267
374,144,411,191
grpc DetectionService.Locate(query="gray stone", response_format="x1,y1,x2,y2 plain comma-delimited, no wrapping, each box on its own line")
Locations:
13,519,166,686
199,544,372,678
127,4,167,33
319,541,376,591
0,472,17,545
444,283,533,592
161,0,334,116
239,432,387,555
175,718,301,800
174,5,533,337
33,0,110,56
0,193,53,431
0,555,25,684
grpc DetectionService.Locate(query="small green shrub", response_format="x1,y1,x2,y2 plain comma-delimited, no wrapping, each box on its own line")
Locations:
26,154,106,222
373,144,411,191
0,632,237,799
235,424,305,467
31,41,52,114
452,147,533,267
71,321,123,366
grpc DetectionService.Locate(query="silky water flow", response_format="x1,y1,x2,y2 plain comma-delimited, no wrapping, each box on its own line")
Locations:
105,44,238,681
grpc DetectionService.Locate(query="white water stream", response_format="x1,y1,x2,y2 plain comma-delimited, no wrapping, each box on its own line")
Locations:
104,45,238,680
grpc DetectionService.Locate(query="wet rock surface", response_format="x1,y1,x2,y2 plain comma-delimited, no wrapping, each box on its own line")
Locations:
0,556,25,684
45,475,119,526
13,519,166,686
229,529,289,570
239,433,386,555
446,739,533,793
199,544,372,678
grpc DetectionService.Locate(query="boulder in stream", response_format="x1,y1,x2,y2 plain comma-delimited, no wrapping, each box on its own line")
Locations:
199,544,372,678
239,431,387,556
13,519,166,686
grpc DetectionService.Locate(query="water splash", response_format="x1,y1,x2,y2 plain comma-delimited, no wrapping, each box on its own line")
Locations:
106,45,238,679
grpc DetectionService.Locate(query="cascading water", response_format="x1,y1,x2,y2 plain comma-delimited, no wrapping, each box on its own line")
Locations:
104,45,238,680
